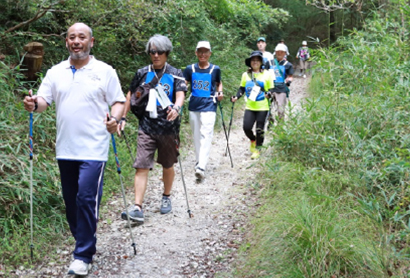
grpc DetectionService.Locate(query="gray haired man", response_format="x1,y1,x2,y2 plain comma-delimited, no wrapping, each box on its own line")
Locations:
120,34,187,223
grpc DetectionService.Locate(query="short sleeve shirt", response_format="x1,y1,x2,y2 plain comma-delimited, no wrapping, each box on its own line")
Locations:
272,59,294,93
240,70,273,111
37,56,126,161
129,64,187,135
262,51,274,70
183,63,221,112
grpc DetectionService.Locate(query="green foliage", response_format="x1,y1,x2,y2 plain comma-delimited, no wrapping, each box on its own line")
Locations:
0,0,289,269
234,4,410,277
263,0,385,63
0,60,67,265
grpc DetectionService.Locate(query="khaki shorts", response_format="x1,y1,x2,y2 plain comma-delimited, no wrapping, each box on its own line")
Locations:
133,130,179,169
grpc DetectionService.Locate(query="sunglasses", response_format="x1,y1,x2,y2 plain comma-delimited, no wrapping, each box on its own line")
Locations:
149,49,165,55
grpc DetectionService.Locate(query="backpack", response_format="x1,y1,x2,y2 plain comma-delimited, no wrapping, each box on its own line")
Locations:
130,75,159,120
299,48,309,60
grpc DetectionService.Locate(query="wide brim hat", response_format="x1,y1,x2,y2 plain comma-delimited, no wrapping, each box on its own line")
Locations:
245,51,263,68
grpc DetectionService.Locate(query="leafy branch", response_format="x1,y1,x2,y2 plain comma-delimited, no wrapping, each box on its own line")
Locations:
2,0,66,35
305,0,359,12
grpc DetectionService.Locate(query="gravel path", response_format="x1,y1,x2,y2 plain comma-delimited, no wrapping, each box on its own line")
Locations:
11,73,309,278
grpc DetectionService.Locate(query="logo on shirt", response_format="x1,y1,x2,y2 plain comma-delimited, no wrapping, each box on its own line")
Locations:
88,74,101,82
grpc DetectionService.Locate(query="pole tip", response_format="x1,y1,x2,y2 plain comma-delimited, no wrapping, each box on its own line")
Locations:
30,244,34,260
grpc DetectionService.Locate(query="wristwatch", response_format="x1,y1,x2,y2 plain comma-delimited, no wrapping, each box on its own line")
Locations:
110,116,119,124
173,105,181,113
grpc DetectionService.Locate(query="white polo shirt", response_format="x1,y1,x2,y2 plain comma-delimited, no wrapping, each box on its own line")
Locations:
37,56,125,161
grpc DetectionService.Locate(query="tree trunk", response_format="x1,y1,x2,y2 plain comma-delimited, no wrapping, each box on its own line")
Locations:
22,42,44,81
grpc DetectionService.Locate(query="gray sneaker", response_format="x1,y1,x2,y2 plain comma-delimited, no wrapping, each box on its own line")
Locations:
121,205,144,223
160,196,172,214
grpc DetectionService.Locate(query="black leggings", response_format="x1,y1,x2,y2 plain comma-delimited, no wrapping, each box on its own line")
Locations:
243,109,268,147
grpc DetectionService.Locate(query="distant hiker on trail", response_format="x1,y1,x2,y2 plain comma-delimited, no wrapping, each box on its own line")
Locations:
296,40,310,78
120,34,187,224
183,41,223,180
271,43,294,121
231,51,274,159
256,36,274,70
23,22,125,276
275,39,290,59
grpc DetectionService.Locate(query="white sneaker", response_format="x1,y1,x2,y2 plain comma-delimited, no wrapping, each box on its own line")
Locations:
299,73,302,77
195,168,205,180
68,259,91,276
303,74,306,78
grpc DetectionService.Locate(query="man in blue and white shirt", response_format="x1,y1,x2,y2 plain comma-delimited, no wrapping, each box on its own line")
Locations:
183,41,223,180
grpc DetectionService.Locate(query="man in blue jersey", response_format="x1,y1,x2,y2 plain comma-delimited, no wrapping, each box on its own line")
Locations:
272,43,294,120
120,34,187,223
256,37,274,70
183,41,223,180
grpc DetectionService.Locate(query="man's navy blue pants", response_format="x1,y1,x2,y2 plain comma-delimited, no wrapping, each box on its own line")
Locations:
58,160,105,264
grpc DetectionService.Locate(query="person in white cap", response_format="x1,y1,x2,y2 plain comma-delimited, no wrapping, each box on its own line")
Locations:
183,41,223,180
296,41,310,78
271,43,294,121
274,38,290,59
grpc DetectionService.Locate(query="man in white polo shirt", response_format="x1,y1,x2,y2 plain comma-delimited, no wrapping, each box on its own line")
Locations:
23,22,125,276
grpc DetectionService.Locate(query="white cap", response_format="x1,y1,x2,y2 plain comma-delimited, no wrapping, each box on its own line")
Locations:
302,41,307,45
196,41,211,51
275,44,287,52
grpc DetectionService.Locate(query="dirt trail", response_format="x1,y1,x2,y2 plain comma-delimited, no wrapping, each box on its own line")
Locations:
13,73,309,278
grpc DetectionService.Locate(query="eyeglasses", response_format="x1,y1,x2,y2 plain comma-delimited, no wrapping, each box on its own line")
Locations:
197,51,210,56
149,49,165,55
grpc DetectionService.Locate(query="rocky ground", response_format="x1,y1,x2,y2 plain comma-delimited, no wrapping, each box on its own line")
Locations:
9,72,309,278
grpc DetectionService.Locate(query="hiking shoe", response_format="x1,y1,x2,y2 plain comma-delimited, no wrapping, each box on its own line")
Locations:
250,140,256,153
251,149,260,159
160,196,172,214
121,205,144,223
195,168,205,180
67,259,91,276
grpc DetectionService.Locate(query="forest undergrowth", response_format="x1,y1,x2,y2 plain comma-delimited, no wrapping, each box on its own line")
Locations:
234,7,410,278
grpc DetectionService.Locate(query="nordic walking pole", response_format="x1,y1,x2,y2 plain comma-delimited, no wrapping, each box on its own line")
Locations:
175,108,192,218
224,102,235,156
218,102,233,168
178,156,192,218
109,115,137,255
121,129,134,163
265,97,272,131
28,89,34,260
